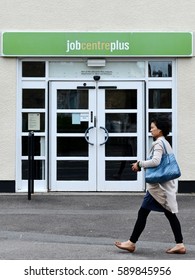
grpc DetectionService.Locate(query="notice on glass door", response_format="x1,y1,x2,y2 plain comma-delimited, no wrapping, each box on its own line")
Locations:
72,113,89,124
72,113,80,124
80,113,89,122
28,113,40,130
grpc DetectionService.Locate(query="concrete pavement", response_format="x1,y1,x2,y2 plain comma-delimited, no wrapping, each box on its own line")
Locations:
0,193,194,260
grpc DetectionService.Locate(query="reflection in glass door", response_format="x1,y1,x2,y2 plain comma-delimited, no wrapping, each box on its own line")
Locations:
49,81,144,191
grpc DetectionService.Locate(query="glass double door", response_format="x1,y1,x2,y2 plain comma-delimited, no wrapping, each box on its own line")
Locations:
49,81,144,191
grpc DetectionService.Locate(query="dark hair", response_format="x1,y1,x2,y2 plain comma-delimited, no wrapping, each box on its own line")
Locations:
151,115,170,137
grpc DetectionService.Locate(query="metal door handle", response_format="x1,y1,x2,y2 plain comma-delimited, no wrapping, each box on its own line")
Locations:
100,126,109,145
84,126,95,145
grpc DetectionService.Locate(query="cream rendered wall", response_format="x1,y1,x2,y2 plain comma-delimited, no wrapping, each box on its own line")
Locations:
0,0,195,181
0,57,16,179
0,0,194,31
177,58,195,179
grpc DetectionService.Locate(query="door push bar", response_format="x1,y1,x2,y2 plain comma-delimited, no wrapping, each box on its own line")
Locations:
84,126,95,145
77,86,96,89
77,86,117,89
98,86,117,89
99,126,109,146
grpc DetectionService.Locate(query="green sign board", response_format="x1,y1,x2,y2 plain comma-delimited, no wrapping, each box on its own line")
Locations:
2,32,193,57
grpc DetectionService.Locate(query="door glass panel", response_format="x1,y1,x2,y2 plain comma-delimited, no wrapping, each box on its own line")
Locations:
106,89,137,109
57,113,88,133
148,61,172,77
57,161,88,180
22,89,45,108
22,160,45,179
22,136,45,156
105,137,137,156
57,137,88,156
57,89,88,109
106,113,137,132
106,161,137,181
149,89,172,108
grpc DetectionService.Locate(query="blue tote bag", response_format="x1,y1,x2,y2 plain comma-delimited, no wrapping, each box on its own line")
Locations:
145,141,181,184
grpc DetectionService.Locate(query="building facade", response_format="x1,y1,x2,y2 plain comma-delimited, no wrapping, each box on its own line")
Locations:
0,0,195,193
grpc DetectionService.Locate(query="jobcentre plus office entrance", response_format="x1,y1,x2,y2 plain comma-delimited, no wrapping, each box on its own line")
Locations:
17,59,176,192
50,80,144,191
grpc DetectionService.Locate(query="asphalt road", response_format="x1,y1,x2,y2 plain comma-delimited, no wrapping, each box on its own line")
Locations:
0,193,194,260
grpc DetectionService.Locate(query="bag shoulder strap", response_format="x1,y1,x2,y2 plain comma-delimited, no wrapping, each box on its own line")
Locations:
160,140,168,154
150,139,168,156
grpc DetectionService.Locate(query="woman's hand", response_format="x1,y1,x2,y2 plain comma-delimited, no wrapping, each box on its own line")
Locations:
131,162,141,172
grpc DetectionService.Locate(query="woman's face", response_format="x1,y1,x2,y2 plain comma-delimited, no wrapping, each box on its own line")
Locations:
150,122,163,139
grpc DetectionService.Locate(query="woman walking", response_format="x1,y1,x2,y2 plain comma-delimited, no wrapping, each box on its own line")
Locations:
115,116,186,254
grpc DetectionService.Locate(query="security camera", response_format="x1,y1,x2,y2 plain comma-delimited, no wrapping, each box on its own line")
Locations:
93,75,100,81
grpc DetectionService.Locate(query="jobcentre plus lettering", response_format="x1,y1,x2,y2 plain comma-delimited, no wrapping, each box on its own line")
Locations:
66,40,130,53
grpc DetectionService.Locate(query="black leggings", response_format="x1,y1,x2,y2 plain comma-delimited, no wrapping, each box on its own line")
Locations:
130,207,183,244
